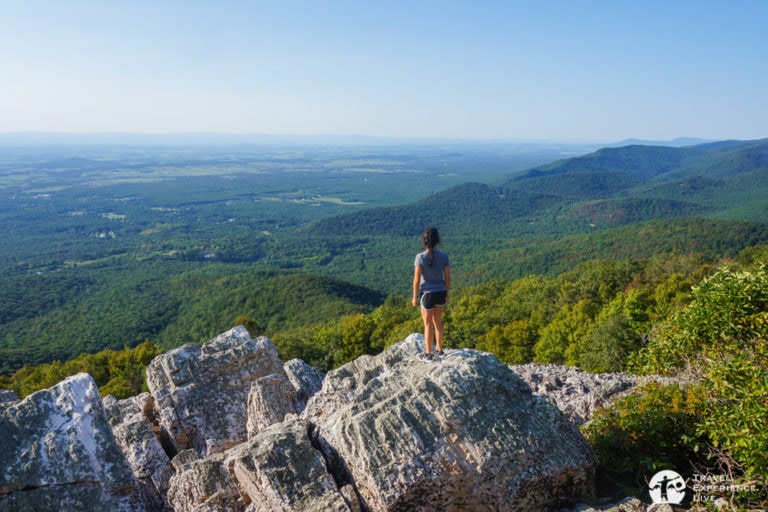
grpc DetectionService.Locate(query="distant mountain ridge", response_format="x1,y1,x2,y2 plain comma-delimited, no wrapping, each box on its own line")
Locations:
307,138,768,238
509,138,768,182
608,137,712,147
0,131,500,147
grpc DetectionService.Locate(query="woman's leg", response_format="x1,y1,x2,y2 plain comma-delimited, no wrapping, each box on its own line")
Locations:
421,307,434,353
433,306,444,352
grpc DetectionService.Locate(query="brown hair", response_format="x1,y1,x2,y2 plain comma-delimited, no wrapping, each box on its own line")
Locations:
421,227,440,266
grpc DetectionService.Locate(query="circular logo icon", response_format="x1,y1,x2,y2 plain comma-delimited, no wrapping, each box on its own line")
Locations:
649,470,686,504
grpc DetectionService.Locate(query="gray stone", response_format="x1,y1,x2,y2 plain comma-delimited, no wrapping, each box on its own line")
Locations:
283,358,325,413
509,364,683,426
510,364,637,425
104,392,173,511
0,373,143,511
170,449,200,472
563,497,647,511
0,389,18,405
246,373,297,438
167,449,243,512
230,421,352,512
145,326,287,457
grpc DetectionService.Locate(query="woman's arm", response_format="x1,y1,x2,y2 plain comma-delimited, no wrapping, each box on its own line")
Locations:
412,266,422,307
444,265,451,301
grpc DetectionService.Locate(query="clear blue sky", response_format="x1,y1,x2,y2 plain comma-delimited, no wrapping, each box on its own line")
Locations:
1,0,766,142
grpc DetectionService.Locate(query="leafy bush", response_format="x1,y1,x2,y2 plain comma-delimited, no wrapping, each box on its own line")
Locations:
697,323,768,480
582,382,708,497
631,264,768,480
272,294,419,371
476,319,536,364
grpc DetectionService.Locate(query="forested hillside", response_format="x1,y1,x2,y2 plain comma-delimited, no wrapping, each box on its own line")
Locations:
294,217,768,294
309,138,768,239
0,264,384,374
509,138,768,181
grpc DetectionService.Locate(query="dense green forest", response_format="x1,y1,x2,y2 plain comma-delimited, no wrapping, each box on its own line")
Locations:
3,216,767,374
0,262,387,373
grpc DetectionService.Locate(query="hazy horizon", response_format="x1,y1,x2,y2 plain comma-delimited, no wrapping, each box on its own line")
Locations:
0,131,728,149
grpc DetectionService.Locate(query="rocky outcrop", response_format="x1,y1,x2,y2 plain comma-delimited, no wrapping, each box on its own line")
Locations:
145,327,288,458
0,373,142,511
162,332,595,511
2,328,602,511
510,364,637,425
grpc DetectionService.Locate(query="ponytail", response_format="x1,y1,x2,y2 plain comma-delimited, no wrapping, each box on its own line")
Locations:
421,227,441,266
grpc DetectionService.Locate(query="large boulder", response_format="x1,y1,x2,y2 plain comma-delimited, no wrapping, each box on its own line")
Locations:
0,373,143,512
301,334,595,511
145,326,288,458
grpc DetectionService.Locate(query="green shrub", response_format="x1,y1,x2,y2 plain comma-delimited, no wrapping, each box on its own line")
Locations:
583,381,708,498
0,341,163,399
630,264,768,480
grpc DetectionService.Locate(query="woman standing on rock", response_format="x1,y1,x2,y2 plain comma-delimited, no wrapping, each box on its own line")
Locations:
412,227,451,361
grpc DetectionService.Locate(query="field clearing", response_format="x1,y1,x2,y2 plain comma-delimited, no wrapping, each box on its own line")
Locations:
313,196,366,205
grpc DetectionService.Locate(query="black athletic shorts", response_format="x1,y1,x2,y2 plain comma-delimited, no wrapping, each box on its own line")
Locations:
420,290,447,310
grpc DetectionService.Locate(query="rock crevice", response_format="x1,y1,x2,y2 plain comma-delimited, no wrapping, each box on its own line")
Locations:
308,421,368,512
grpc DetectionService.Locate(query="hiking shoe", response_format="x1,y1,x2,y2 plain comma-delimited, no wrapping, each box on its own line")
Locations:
419,352,434,362
434,350,445,358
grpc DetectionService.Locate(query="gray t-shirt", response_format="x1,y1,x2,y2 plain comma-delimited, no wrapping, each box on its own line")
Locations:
414,250,450,293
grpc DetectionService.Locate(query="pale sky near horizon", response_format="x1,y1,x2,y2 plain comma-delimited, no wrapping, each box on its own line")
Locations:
1,1,766,142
